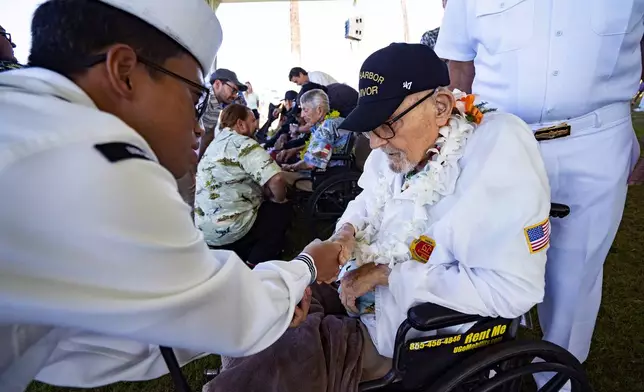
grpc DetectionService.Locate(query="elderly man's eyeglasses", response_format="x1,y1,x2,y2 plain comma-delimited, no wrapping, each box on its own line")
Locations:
369,89,437,140
85,54,211,121
0,31,16,48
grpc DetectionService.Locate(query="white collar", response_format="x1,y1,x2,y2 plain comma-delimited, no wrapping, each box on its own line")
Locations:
0,67,97,109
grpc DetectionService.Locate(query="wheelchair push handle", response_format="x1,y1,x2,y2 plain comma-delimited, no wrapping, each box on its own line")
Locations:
549,203,570,218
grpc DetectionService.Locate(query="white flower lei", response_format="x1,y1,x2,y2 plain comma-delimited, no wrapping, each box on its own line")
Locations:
353,92,478,268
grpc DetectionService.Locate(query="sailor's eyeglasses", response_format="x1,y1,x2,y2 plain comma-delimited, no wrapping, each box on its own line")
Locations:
85,54,211,121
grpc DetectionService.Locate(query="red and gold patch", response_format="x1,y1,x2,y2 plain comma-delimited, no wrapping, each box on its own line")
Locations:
409,235,436,263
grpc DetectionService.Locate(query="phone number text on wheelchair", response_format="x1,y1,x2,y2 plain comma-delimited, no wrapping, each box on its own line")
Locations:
409,323,508,354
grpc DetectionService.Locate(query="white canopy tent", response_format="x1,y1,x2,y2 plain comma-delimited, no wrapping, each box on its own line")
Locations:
206,0,442,93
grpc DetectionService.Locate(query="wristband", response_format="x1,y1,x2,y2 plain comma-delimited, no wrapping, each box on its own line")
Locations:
294,253,317,285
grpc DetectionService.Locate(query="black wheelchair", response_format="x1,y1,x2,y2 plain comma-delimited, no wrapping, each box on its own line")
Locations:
160,202,590,392
292,132,368,239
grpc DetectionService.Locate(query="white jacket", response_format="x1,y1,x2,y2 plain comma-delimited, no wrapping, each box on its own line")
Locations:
0,68,313,391
308,71,339,86
337,113,551,357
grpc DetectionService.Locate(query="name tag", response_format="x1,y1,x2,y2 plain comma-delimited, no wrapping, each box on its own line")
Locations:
409,235,436,263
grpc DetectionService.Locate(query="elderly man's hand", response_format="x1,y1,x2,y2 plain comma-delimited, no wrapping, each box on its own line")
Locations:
339,263,390,314
303,239,343,283
277,148,298,164
276,150,288,163
329,223,356,265
290,287,312,328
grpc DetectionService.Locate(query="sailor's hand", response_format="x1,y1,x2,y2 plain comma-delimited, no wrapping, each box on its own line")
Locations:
303,239,342,283
290,287,312,328
329,223,356,265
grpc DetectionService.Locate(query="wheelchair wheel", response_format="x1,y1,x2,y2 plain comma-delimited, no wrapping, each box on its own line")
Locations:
306,171,362,239
427,340,593,392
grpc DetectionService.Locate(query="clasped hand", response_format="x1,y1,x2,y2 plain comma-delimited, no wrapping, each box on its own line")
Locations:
290,239,344,328
329,223,391,313
339,263,387,314
292,224,388,325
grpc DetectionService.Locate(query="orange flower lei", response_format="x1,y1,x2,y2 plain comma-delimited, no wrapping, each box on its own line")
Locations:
456,93,496,125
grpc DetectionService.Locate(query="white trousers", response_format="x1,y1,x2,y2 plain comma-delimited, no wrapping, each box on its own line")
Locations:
533,103,639,363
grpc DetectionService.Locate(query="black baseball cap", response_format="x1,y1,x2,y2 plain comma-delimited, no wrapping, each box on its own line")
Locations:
284,90,298,101
340,43,450,133
209,68,247,91
297,82,328,102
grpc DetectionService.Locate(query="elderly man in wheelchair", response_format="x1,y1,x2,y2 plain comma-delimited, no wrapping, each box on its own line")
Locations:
279,88,352,191
198,44,590,392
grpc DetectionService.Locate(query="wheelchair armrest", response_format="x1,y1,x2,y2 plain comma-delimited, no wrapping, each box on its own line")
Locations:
407,302,489,331
330,154,353,161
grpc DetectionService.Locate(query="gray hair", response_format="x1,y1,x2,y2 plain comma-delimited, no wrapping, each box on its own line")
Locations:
299,89,330,114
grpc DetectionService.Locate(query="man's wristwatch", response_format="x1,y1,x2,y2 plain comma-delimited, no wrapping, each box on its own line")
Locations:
294,253,317,285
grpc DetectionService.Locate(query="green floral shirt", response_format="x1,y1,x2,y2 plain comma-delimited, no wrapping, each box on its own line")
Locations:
0,60,22,72
194,128,281,246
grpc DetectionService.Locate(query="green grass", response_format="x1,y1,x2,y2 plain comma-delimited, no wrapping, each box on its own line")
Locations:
27,118,644,392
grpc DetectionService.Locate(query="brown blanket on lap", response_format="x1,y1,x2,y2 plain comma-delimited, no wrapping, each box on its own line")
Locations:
203,285,364,392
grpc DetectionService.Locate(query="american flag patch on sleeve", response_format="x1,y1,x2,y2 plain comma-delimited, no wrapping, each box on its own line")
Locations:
524,218,551,253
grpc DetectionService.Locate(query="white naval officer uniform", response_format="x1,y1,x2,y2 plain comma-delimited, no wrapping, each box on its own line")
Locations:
0,1,318,391
435,0,643,363
336,113,551,358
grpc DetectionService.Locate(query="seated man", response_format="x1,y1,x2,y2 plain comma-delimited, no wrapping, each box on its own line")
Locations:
261,90,299,148
266,81,359,157
205,43,550,392
0,25,21,72
195,104,291,267
281,89,351,191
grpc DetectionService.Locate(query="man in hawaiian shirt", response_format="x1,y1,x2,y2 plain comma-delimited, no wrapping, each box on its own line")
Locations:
0,25,21,72
195,104,291,267
420,28,440,50
419,0,447,53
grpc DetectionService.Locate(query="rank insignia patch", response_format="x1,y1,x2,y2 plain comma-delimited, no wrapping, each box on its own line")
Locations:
95,142,151,163
409,235,436,263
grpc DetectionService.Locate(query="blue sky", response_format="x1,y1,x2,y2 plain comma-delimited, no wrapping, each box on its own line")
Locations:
1,0,444,97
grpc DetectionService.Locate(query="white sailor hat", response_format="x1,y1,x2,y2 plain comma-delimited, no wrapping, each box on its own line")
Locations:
98,0,222,74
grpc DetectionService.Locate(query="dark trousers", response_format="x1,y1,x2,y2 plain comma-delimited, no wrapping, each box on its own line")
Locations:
211,201,293,266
